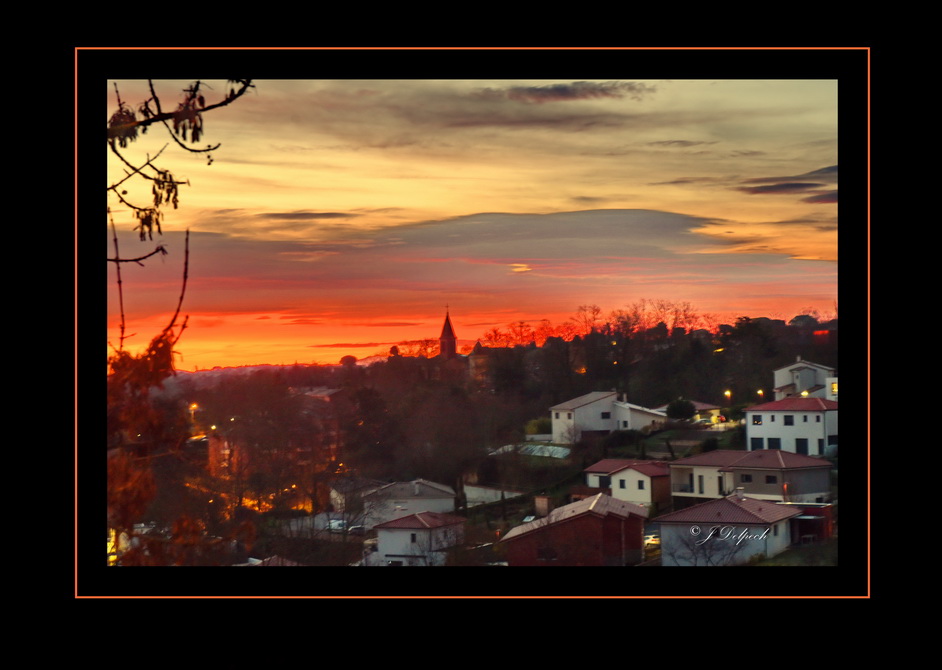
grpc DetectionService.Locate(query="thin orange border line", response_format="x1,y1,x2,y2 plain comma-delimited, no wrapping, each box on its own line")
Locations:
80,46,868,599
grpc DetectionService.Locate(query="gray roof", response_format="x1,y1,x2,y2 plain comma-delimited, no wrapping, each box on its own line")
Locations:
363,478,455,499
550,391,616,411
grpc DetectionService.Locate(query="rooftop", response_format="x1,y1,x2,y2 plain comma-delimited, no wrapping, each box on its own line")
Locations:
745,397,838,412
654,493,803,525
670,449,830,470
373,511,466,530
501,493,648,542
550,391,616,411
584,458,670,477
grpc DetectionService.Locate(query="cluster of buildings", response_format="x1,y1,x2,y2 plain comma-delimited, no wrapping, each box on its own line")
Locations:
244,313,839,568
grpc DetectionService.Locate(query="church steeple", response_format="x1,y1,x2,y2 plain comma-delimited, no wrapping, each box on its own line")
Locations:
439,308,457,359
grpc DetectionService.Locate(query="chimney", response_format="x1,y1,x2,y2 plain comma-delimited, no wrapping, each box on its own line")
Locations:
735,486,746,501
413,480,420,496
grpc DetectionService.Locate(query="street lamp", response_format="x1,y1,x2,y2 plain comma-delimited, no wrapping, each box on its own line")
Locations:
724,390,732,402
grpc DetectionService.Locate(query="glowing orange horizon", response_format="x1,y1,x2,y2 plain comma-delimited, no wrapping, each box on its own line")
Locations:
108,295,835,372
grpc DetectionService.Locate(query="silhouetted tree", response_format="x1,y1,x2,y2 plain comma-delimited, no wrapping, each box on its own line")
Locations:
106,79,255,566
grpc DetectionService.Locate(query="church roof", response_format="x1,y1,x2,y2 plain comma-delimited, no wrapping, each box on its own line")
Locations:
440,311,457,340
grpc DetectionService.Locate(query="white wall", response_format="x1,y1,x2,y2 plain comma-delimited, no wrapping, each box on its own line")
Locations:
671,465,731,498
745,409,838,455
660,521,792,566
551,398,614,443
610,470,653,506
374,525,464,566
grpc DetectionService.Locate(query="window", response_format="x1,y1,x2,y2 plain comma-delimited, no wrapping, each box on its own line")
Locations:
698,475,704,494
766,475,778,484
410,533,417,543
770,415,775,422
740,474,753,483
567,413,572,420
752,415,763,425
803,415,808,423
555,412,559,419
768,438,781,450
638,480,645,490
751,438,764,451
619,479,626,489
773,524,779,537
816,415,821,422
796,438,808,455
601,411,611,419
818,439,824,455
784,415,794,426
622,420,629,428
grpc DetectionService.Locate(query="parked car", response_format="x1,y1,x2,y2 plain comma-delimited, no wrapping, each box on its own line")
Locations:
644,532,661,546
327,519,347,533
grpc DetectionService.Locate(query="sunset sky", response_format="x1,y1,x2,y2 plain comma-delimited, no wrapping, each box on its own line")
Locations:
104,61,848,370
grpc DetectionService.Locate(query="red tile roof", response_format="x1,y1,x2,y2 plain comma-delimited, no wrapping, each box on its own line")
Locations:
654,494,803,525
718,449,831,471
501,493,648,542
670,449,829,470
373,511,466,530
584,459,670,477
745,397,838,412
670,450,753,467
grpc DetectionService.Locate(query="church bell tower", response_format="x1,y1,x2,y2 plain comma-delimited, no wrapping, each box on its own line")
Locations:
439,309,457,360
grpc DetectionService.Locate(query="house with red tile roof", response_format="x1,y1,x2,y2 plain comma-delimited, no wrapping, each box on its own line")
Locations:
744,396,838,456
498,493,648,566
654,491,803,566
360,478,456,529
366,511,466,566
669,449,832,508
582,458,671,512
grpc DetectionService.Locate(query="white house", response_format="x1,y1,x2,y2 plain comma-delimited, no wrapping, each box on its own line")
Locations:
549,392,666,444
361,479,456,529
744,397,838,456
583,458,671,511
365,511,466,566
654,492,802,566
668,449,832,506
773,356,837,401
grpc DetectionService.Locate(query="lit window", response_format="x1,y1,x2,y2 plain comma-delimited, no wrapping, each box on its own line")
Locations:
752,415,763,425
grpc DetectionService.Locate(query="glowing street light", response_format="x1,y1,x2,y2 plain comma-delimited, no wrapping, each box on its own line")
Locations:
724,390,732,402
